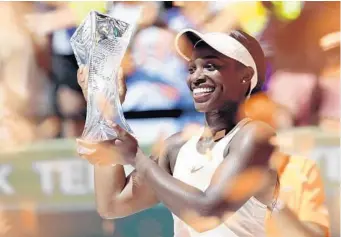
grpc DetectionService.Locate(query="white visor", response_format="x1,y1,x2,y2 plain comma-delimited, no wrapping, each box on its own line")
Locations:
175,29,258,97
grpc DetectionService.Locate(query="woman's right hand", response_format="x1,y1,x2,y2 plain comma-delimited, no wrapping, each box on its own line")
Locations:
77,65,127,104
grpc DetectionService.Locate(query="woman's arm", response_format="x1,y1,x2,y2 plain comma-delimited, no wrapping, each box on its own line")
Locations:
135,121,275,232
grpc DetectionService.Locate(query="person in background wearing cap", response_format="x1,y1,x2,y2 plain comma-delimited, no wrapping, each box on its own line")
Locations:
77,29,329,237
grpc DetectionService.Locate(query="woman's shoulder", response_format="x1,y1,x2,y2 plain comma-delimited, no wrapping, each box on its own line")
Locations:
231,119,276,145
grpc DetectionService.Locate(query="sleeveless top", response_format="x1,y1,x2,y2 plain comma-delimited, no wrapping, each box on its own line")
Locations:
172,119,268,237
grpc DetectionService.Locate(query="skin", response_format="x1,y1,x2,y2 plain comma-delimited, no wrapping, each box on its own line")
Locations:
77,44,327,236
24,2,78,37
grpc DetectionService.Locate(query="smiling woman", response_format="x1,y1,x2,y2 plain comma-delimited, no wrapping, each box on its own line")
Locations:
175,29,266,133
77,28,329,237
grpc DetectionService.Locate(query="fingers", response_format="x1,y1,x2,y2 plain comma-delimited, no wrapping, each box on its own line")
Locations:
80,150,115,166
77,65,85,82
76,138,115,150
108,122,128,140
118,67,124,82
76,138,97,150
76,139,99,164
77,65,83,83
80,152,100,165
117,67,126,104
77,138,126,166
114,139,123,146
77,65,89,101
76,138,112,151
77,65,89,86
77,138,110,163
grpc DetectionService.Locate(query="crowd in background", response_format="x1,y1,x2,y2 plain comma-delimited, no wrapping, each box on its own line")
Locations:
0,1,339,149
0,2,339,237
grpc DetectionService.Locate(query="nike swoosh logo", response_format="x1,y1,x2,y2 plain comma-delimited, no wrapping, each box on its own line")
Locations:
190,166,204,173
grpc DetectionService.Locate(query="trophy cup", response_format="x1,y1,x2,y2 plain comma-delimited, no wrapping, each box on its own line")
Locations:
70,11,137,154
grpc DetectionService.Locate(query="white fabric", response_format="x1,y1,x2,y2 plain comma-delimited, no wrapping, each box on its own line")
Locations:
52,30,73,55
107,3,143,25
175,29,258,97
172,119,267,237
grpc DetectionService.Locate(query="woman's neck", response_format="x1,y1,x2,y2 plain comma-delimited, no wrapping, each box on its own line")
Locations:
204,102,243,137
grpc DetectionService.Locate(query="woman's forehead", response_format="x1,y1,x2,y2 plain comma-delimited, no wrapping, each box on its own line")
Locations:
190,46,233,62
191,46,221,59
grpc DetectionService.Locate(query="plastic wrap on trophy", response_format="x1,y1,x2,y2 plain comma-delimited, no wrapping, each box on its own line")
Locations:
70,11,136,151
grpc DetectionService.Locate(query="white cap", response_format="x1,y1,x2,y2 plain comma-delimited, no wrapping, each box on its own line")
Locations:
175,29,258,97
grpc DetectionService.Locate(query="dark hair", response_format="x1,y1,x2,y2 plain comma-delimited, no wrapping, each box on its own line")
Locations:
228,30,266,95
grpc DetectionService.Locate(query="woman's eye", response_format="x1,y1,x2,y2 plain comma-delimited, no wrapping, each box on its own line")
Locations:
205,64,217,71
188,67,196,74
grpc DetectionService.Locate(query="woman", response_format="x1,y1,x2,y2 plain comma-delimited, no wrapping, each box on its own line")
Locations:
77,29,329,237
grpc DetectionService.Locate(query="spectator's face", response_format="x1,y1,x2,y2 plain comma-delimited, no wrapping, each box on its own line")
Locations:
187,44,247,112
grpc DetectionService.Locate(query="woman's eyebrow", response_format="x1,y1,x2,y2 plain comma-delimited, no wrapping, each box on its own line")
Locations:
189,55,222,63
202,55,220,60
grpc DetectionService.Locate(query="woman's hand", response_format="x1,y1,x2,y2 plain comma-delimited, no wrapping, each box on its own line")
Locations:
77,122,139,166
77,66,127,104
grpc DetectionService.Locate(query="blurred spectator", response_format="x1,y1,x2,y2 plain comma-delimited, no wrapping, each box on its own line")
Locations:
107,2,179,112
0,0,339,141
318,31,340,132
267,2,340,130
163,1,212,32
123,24,193,111
0,2,51,148
25,2,163,137
25,2,107,138
203,2,269,35
108,1,161,29
267,5,327,127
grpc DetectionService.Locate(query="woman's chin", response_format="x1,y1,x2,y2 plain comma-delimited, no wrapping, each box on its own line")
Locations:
194,102,215,113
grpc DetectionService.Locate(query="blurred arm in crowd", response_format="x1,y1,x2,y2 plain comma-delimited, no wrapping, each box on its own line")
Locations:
24,2,107,37
0,2,53,147
24,1,161,37
267,155,330,237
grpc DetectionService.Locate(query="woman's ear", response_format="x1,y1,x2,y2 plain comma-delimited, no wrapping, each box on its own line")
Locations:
240,66,254,85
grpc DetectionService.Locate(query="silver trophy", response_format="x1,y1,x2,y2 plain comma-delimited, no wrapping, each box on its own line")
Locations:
70,11,136,154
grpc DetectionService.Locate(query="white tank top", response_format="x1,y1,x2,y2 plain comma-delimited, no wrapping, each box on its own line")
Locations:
172,119,268,237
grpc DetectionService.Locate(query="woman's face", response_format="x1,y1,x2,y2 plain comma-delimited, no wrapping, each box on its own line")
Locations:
187,45,250,112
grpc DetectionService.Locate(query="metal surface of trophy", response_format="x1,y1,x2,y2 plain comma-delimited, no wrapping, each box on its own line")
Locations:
70,11,135,153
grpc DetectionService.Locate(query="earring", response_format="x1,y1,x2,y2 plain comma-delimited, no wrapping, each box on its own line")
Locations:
242,79,246,83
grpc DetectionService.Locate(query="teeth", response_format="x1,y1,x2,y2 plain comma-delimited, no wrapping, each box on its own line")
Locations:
193,88,214,94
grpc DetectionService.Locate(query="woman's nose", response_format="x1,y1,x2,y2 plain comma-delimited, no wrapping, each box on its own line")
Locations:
192,77,206,87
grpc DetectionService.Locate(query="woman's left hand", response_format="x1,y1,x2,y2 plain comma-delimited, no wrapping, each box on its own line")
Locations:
77,122,139,166
108,123,139,166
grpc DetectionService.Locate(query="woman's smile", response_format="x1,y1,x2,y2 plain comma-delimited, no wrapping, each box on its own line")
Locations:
192,86,216,103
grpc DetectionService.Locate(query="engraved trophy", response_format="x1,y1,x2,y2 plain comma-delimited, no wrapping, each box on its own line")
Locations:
70,11,137,154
